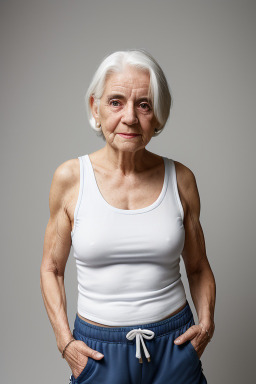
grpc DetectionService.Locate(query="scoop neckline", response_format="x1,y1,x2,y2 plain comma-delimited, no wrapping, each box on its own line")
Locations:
86,154,169,215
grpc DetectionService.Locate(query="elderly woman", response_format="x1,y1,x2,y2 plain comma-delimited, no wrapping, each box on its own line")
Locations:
40,49,216,384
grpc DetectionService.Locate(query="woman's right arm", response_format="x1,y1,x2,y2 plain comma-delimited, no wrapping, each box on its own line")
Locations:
40,160,104,378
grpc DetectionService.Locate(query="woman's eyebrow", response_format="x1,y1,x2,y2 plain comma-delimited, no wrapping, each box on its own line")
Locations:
106,94,125,101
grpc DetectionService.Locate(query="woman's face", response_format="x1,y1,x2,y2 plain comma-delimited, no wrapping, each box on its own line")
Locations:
90,65,160,152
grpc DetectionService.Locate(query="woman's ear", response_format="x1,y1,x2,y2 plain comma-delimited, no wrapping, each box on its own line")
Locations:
90,95,100,121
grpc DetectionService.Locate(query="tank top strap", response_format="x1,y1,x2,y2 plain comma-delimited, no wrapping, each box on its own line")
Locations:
71,155,84,238
82,154,104,201
71,154,102,238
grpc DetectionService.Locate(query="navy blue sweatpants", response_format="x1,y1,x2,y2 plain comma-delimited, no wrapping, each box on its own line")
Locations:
69,301,207,384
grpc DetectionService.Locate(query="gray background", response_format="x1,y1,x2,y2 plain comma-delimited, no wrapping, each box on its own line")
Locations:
1,0,255,382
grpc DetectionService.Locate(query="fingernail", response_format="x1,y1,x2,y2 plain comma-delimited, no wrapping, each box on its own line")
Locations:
96,352,104,358
175,339,181,343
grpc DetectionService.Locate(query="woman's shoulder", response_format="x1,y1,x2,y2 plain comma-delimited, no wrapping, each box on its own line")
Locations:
172,159,196,188
172,159,200,216
53,157,80,183
50,158,80,199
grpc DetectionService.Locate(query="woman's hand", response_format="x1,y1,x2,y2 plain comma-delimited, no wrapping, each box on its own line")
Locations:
63,340,104,379
174,322,215,359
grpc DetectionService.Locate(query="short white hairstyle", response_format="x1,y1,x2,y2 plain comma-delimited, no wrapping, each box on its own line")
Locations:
85,49,172,139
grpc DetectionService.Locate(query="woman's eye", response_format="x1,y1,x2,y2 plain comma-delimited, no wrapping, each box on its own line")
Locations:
110,100,151,111
140,103,151,111
110,100,120,107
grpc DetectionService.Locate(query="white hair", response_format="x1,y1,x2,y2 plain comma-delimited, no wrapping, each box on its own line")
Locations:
85,49,172,140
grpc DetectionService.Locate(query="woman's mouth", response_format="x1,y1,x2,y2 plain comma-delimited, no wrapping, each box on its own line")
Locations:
118,133,140,138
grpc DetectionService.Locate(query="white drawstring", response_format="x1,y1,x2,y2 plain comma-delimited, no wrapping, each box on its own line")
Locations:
126,328,155,363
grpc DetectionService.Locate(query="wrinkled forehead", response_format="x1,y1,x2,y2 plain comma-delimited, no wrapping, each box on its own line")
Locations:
103,67,151,98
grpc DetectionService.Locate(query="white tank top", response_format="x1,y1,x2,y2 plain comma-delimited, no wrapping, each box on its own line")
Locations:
71,154,187,326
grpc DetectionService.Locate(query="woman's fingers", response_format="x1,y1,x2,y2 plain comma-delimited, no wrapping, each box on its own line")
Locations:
174,325,199,345
65,339,104,361
174,325,211,360
84,344,104,360
196,338,209,359
72,355,89,379
63,340,104,378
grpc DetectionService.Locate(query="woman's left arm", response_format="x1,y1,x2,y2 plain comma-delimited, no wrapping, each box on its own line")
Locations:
173,162,216,358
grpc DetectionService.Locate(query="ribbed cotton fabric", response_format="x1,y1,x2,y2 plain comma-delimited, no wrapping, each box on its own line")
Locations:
71,154,187,326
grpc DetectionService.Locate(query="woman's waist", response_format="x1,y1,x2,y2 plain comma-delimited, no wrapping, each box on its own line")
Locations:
77,300,188,328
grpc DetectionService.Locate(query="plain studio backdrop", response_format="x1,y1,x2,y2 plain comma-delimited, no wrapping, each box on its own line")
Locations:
1,0,255,383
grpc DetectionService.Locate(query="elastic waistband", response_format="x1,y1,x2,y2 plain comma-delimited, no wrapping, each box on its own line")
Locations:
73,301,193,343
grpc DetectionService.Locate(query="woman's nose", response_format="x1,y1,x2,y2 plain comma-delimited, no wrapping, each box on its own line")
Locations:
121,103,138,125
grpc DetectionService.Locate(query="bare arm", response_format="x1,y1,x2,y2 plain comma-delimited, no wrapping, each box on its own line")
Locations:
40,160,104,379
173,161,216,357
40,161,74,353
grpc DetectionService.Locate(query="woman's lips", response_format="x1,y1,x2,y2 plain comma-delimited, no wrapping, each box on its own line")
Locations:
118,133,140,138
